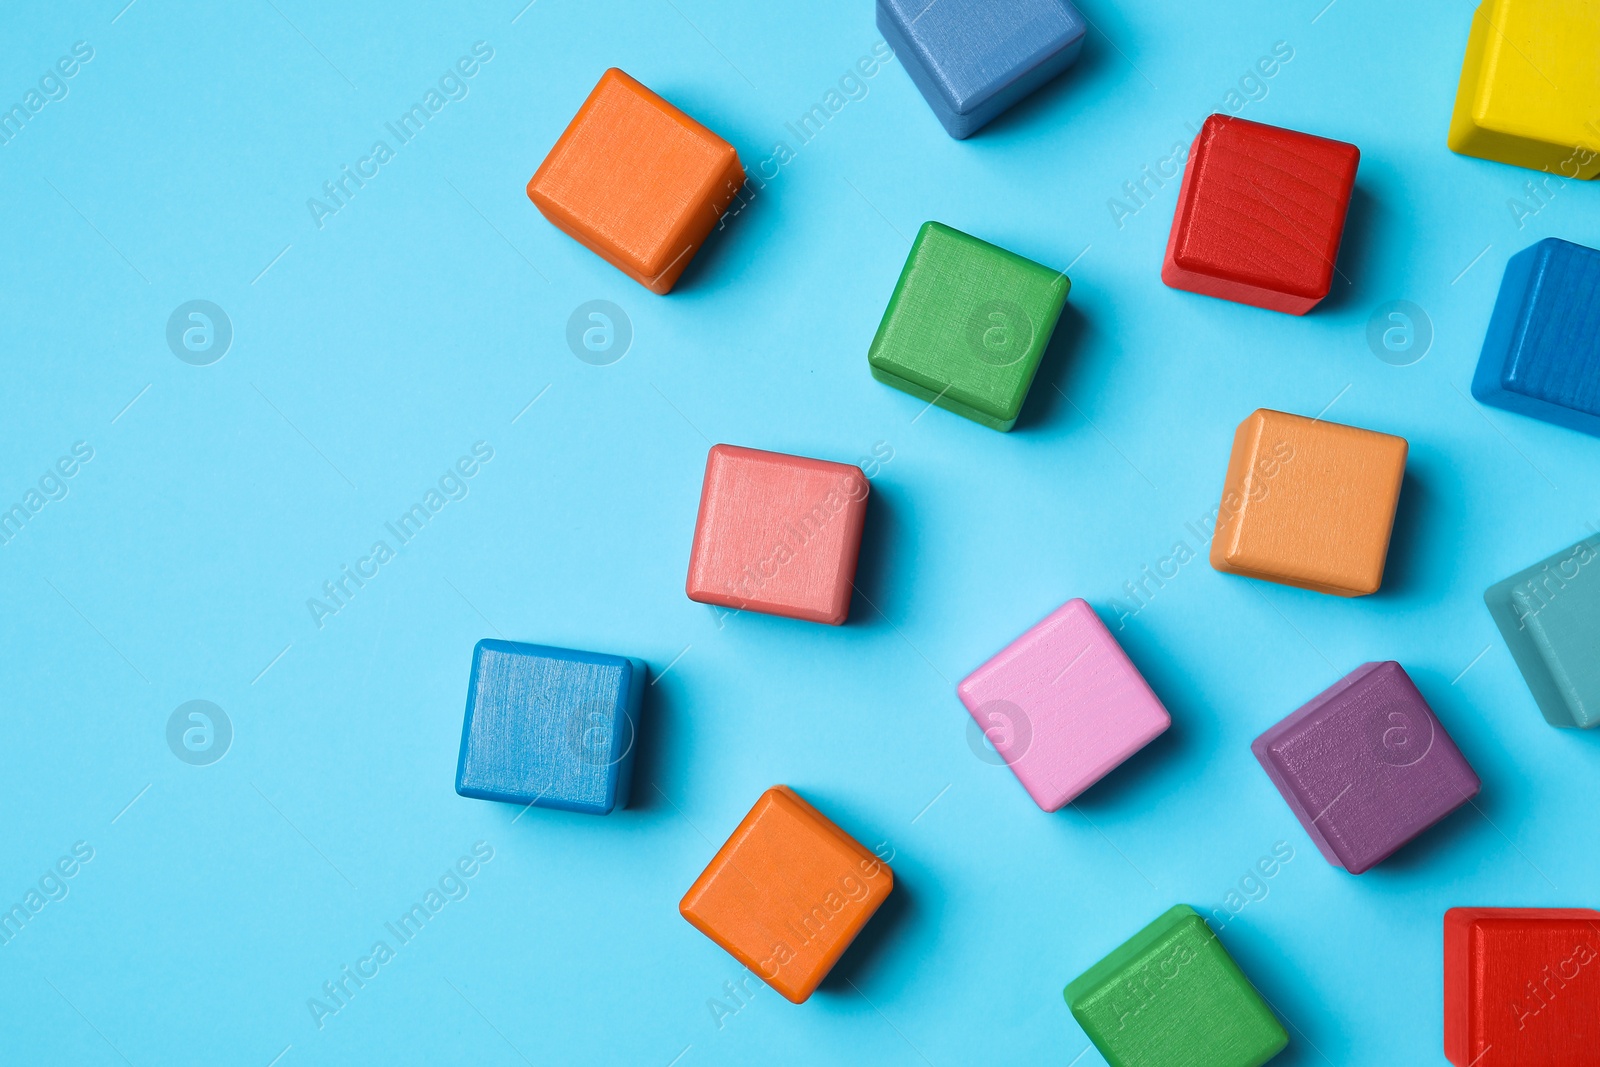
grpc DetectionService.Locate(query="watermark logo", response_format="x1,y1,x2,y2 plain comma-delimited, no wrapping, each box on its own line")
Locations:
566,300,632,366
166,301,233,366
1366,301,1432,367
166,700,232,766
563,702,635,768
966,699,1031,766
967,300,1033,367
1368,702,1434,768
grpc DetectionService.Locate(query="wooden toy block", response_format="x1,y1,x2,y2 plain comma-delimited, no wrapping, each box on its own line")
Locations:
868,222,1070,431
685,444,869,625
876,0,1086,139
526,68,744,294
1210,408,1407,597
679,786,893,1003
1444,908,1600,1067
455,640,645,815
1163,115,1360,315
1484,534,1600,728
1448,0,1600,178
1471,238,1600,437
1065,904,1288,1067
1252,662,1480,874
957,599,1170,811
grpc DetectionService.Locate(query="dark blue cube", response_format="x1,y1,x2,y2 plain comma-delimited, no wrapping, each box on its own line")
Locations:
877,0,1087,139
455,640,645,815
1472,237,1600,437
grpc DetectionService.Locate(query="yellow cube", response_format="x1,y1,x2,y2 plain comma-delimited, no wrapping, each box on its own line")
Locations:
1448,0,1600,178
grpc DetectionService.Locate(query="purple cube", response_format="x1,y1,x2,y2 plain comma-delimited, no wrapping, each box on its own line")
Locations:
1251,662,1480,874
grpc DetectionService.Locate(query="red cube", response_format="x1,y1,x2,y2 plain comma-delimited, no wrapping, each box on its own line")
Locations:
685,445,869,625
1444,907,1600,1066
1162,115,1359,315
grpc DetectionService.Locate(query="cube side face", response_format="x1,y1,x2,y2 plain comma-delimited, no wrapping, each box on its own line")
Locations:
957,599,1170,811
679,787,894,1003
527,68,743,292
1485,536,1600,728
1211,409,1407,597
1067,906,1288,1067
455,640,638,815
1447,0,1600,178
685,445,869,625
876,0,1086,137
1471,240,1545,414
868,223,1069,431
1443,909,1474,1067
1444,909,1600,1066
1490,239,1600,434
1164,115,1359,315
1254,662,1479,873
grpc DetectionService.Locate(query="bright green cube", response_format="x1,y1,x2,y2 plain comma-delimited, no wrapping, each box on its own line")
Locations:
867,222,1069,431
1484,534,1600,728
1064,905,1287,1067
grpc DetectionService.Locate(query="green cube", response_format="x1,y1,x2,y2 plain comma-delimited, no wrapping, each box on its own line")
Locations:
867,222,1070,431
1064,905,1287,1067
1484,534,1600,728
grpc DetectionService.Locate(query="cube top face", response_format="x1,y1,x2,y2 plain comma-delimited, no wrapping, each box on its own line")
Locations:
1473,238,1600,432
957,599,1170,811
1484,535,1600,728
868,222,1070,431
1210,408,1407,597
1252,662,1480,874
679,786,894,1003
527,68,743,293
1163,115,1360,315
1066,905,1288,1067
685,445,869,625
1444,908,1600,1067
455,640,643,815
1448,0,1600,178
876,0,1086,120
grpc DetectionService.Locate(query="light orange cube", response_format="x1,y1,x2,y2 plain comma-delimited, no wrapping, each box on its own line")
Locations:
527,68,745,294
1209,408,1407,596
679,786,893,1003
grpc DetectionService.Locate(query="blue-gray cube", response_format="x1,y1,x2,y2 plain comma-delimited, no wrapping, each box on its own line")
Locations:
877,0,1087,139
1471,237,1600,438
455,639,645,815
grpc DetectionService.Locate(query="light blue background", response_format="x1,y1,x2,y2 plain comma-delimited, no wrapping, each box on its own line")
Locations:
2,1,1597,1064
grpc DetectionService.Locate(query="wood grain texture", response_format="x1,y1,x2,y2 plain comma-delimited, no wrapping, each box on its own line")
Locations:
1444,908,1600,1067
876,0,1086,138
1484,534,1600,728
1251,662,1480,874
1447,0,1600,178
868,221,1070,431
957,598,1169,811
684,444,869,625
1162,114,1359,314
527,68,744,293
1065,904,1288,1067
1471,237,1600,437
679,786,893,1003
1210,408,1407,597
454,639,645,815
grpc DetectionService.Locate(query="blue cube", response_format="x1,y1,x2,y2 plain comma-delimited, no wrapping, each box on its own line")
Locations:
1471,237,1600,437
877,0,1087,139
455,640,645,815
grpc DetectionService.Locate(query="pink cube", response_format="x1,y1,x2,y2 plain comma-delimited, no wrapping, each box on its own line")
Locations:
685,444,869,625
958,599,1170,810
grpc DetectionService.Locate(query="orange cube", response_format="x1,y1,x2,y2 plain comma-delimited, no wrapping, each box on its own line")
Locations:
679,786,893,1003
1210,408,1408,596
527,68,744,294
